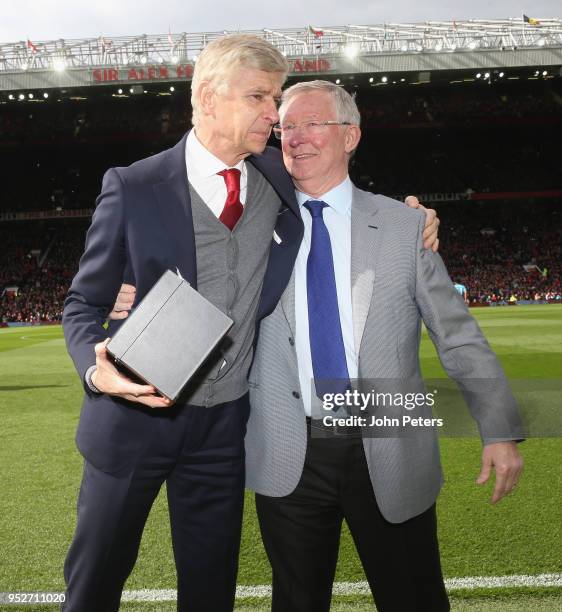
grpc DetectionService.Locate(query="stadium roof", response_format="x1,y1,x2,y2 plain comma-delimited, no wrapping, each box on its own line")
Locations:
1,18,561,92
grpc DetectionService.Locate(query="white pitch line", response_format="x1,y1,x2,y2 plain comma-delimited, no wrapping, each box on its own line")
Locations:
121,573,562,602
445,574,562,590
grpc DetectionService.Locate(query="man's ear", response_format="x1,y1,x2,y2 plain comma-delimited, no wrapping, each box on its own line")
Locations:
198,81,216,117
344,125,361,155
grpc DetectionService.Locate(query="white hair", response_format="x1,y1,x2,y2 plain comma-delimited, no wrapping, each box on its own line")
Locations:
279,80,361,125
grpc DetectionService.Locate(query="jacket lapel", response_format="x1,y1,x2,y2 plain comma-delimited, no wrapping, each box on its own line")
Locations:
351,187,381,355
250,148,304,324
152,133,197,288
279,269,296,336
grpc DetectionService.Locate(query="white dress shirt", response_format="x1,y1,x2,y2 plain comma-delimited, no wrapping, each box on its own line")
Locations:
294,176,358,416
185,129,247,217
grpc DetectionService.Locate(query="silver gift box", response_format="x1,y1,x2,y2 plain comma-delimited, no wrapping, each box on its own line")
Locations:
107,270,233,401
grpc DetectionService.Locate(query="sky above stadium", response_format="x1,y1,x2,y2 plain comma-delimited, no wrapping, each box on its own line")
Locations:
0,0,560,43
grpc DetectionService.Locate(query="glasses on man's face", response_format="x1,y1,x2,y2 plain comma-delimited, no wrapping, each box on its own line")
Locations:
272,120,352,140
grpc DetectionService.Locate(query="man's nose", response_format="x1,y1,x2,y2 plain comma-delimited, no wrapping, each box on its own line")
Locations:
263,100,280,125
287,124,309,147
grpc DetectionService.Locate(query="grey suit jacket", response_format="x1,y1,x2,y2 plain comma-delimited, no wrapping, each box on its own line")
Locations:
245,186,522,523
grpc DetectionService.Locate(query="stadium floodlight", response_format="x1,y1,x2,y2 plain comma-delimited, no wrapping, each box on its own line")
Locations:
401,43,408,52
43,92,48,98
18,93,25,100
344,44,359,59
117,88,123,94
140,56,148,65
53,58,66,72
169,86,175,92
381,76,388,83
415,44,423,52
21,62,29,71
28,93,33,99
8,94,14,100
435,41,443,52
171,55,179,64
368,77,374,83
129,88,134,94
499,71,505,78
484,72,490,79
450,43,457,51
537,37,546,47
335,78,341,84
400,78,405,82
542,70,548,76
468,40,479,50
192,55,198,62
476,73,482,79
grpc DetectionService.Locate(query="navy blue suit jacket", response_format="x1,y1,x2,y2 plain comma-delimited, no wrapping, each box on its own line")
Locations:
63,133,303,473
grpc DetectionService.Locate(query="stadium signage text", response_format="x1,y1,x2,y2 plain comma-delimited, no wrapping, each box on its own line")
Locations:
92,64,194,84
289,59,331,72
91,59,331,84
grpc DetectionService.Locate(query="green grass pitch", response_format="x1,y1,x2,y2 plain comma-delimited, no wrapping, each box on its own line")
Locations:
0,305,560,609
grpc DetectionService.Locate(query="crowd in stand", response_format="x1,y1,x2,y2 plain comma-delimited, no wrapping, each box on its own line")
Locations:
360,85,562,128
1,78,560,145
2,80,561,213
435,200,561,304
0,221,86,323
1,79,561,322
1,201,560,324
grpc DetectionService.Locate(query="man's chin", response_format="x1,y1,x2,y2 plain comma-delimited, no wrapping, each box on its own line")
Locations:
284,165,311,182
235,135,271,158
247,142,269,156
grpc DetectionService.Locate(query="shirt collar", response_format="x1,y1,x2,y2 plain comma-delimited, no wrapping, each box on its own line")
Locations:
296,176,352,217
186,129,245,178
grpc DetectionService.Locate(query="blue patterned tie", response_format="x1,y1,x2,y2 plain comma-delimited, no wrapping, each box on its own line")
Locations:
304,200,350,401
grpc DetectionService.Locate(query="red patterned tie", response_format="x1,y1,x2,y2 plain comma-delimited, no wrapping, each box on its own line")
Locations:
217,168,243,230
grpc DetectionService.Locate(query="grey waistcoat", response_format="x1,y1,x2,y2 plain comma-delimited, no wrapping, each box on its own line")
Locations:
182,162,281,407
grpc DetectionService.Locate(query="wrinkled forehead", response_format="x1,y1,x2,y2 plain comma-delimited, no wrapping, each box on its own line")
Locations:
221,61,286,83
221,64,284,93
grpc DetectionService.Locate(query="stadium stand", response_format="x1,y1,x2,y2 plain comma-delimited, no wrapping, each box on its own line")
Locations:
1,77,561,322
0,220,88,323
432,200,561,305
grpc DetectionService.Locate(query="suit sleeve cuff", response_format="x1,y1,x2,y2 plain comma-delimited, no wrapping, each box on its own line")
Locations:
85,365,102,394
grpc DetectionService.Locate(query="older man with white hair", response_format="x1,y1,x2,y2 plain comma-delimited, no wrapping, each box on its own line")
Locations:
245,80,523,612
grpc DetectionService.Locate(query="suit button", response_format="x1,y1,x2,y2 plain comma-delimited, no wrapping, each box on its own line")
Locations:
292,391,300,399
288,337,295,346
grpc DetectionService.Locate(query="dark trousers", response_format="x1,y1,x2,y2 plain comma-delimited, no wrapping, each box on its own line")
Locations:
63,395,250,612
256,426,450,612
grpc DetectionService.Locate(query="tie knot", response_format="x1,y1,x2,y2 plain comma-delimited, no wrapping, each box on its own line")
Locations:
218,168,241,193
304,200,328,219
